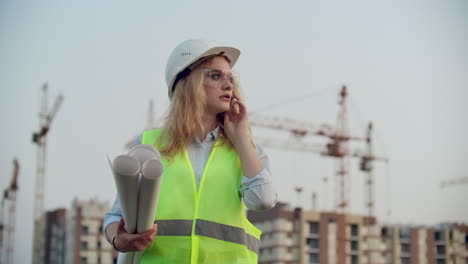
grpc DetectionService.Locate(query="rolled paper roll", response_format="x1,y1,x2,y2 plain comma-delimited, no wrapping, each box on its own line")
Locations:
117,252,134,264
111,145,164,264
111,155,140,234
128,144,161,165
137,158,164,233
110,155,140,264
132,157,164,264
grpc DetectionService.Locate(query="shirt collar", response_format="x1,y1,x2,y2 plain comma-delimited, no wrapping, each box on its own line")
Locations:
194,126,220,144
209,126,220,141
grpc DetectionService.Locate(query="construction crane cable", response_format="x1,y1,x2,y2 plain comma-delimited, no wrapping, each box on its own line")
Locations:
373,126,389,163
250,88,333,113
440,177,468,188
348,95,368,133
385,161,392,222
349,96,389,163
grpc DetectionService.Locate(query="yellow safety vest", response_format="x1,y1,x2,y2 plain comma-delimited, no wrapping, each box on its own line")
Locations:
140,129,261,264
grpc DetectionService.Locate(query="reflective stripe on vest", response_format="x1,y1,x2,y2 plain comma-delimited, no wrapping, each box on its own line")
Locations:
156,219,260,253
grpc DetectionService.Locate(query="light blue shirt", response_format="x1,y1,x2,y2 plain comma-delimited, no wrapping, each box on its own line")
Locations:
103,127,277,232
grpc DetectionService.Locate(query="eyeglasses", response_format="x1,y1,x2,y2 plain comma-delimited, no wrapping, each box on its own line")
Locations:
203,68,239,85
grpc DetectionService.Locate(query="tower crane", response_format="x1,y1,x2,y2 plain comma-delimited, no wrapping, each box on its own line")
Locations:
250,85,387,215
31,83,64,264
294,187,304,208
440,177,468,188
0,158,19,264
125,99,156,149
352,123,389,216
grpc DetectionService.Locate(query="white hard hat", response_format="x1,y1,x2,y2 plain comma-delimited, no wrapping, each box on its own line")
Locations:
165,39,241,98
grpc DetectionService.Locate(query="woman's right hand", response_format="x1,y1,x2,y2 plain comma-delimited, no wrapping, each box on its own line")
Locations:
114,217,158,252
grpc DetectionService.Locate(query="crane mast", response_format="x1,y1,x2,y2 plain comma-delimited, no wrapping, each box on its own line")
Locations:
355,123,389,216
31,83,63,264
363,123,375,216
0,158,19,264
334,86,351,212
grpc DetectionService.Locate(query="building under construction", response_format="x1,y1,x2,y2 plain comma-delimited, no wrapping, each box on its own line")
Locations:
66,198,115,264
248,202,468,264
37,198,115,264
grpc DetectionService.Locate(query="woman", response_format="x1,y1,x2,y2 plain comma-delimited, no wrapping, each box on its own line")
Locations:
104,39,277,263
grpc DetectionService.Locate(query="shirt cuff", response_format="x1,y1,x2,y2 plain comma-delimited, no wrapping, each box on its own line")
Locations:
103,214,121,243
240,168,272,191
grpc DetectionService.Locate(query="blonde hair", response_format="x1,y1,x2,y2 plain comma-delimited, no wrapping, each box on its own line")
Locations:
159,56,242,159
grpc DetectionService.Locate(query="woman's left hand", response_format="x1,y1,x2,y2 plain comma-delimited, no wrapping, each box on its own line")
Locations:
223,97,251,147
223,97,265,179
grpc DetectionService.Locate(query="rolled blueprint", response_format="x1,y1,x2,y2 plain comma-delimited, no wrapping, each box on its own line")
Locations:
117,250,134,264
111,155,140,233
110,144,163,264
111,155,140,264
137,158,163,232
128,144,161,163
132,158,163,264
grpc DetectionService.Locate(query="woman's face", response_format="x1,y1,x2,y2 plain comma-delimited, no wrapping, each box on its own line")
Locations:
201,56,237,115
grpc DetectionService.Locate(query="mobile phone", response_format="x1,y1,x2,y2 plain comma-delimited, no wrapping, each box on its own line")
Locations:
228,97,237,113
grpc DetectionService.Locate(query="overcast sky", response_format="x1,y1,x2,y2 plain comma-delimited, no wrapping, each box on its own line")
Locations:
1,0,467,263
